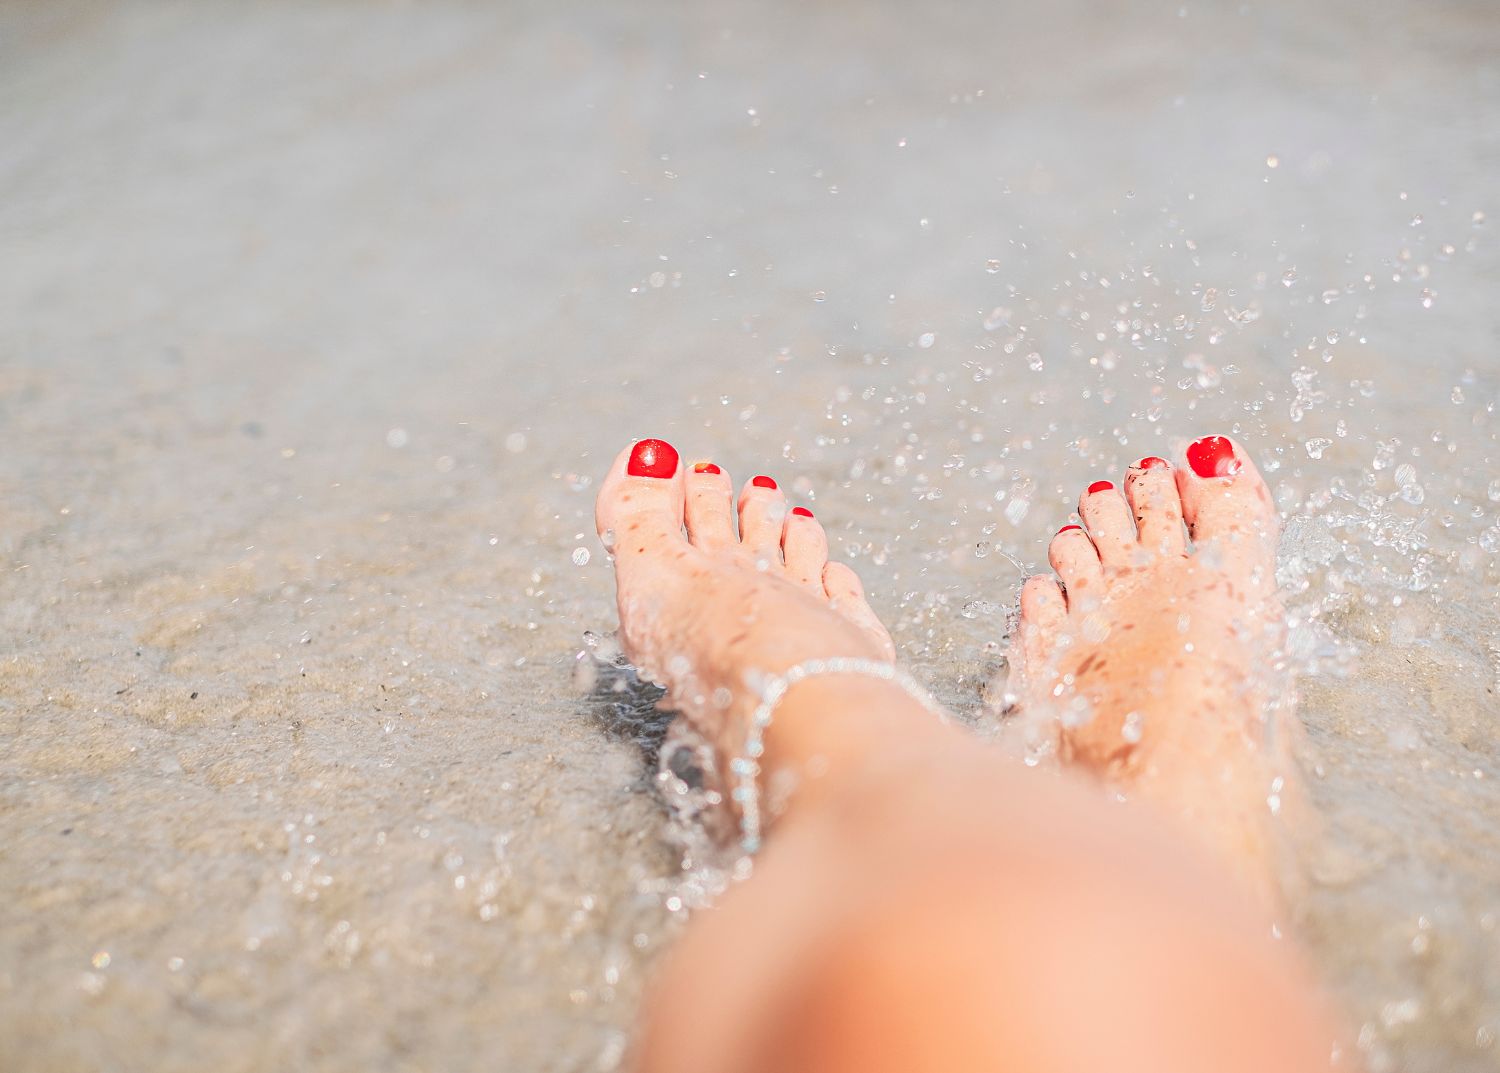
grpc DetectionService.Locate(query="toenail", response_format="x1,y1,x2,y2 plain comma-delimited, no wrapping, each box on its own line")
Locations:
1186,435,1241,479
1087,480,1114,494
627,439,679,479
752,475,777,489
693,462,721,475
1058,524,1083,534
791,506,814,518
1136,456,1170,470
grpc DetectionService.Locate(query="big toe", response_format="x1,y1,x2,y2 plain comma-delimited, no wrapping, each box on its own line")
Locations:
595,438,690,568
1175,434,1279,589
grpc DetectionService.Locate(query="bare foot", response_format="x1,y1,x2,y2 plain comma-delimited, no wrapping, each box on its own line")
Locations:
594,439,919,772
1004,434,1297,901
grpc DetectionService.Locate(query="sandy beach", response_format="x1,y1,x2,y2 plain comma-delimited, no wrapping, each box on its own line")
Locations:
3,1,1499,1069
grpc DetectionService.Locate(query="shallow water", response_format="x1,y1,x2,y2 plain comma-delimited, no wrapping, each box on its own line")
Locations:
2,1,1498,1069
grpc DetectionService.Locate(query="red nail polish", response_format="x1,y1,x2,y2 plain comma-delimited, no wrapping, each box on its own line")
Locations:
627,439,679,479
1087,480,1114,494
752,475,777,490
1136,456,1169,470
693,462,721,475
1058,524,1083,533
791,506,814,518
1186,435,1241,479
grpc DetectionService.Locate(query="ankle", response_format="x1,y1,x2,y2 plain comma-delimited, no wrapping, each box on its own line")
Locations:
737,672,955,840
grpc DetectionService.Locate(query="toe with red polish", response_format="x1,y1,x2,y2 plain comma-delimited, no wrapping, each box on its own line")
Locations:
1186,435,1241,479
1087,480,1114,494
791,506,814,518
1135,456,1170,471
627,438,680,479
751,475,777,490
693,461,721,475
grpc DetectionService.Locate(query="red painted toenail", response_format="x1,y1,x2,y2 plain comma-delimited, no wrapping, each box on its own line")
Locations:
1186,435,1241,479
627,439,679,479
1058,524,1083,534
791,506,814,518
1087,480,1113,494
1136,456,1169,470
752,475,777,490
693,462,721,475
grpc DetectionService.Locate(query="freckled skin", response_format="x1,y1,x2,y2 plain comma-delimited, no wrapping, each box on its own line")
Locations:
1008,440,1296,901
596,438,1339,1073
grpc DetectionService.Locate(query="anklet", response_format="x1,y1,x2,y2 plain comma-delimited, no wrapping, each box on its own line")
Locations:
734,657,949,856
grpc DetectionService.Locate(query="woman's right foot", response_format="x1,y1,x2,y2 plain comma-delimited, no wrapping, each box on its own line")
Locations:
595,439,944,806
1005,434,1298,900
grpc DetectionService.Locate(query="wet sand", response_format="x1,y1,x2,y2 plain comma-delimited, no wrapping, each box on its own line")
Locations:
2,1,1499,1070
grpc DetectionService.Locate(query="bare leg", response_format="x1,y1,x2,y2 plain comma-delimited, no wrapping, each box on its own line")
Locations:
595,438,1342,1073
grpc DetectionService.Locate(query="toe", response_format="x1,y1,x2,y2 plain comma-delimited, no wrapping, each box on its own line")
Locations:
823,561,896,660
1124,456,1187,557
1175,434,1279,588
1017,574,1066,670
1048,524,1104,606
684,461,737,551
738,474,788,563
781,506,828,591
595,439,689,564
1077,480,1138,568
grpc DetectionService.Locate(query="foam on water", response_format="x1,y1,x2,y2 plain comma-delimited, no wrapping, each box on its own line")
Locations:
2,1,1499,1071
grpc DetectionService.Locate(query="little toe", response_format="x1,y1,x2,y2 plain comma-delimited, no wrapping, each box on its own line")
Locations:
1124,456,1187,557
595,438,690,566
1077,480,1138,568
738,474,788,563
684,461,737,551
1017,574,1066,671
1048,524,1104,606
823,561,896,660
781,506,828,591
1176,434,1280,587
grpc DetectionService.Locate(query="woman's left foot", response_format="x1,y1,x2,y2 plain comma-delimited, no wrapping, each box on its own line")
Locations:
1004,435,1299,900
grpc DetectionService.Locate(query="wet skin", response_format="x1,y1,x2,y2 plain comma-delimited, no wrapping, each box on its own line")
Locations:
594,433,1341,1073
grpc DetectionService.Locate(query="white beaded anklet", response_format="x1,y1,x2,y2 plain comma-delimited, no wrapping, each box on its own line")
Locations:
733,656,949,856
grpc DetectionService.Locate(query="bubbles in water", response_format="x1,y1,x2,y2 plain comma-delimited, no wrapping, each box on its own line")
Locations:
572,547,591,566
1305,438,1333,459
385,427,409,448
985,259,1002,274
1281,268,1298,287
811,290,827,303
1266,154,1280,168
505,432,528,453
982,307,1012,331
917,332,936,349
